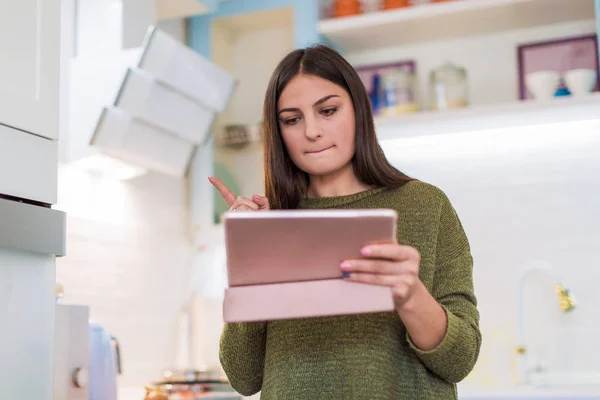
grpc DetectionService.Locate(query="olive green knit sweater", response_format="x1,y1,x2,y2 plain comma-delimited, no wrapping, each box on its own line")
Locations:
219,181,481,399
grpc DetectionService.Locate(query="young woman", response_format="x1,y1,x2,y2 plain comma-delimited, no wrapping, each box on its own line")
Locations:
209,44,481,400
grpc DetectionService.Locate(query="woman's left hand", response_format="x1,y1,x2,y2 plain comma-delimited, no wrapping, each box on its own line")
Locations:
340,243,425,310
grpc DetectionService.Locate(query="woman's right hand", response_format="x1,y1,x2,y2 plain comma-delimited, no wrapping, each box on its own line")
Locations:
209,176,270,212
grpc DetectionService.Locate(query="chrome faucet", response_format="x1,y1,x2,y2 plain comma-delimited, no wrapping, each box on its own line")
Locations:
516,261,576,385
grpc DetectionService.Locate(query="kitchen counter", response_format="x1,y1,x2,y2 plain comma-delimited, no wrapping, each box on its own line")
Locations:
119,388,149,400
119,387,243,400
458,386,600,399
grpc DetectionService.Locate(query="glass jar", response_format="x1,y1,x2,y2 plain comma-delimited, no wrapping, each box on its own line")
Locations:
380,68,419,116
428,62,469,111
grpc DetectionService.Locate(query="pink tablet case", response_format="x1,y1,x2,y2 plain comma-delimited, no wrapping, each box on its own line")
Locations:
222,210,397,323
223,279,394,323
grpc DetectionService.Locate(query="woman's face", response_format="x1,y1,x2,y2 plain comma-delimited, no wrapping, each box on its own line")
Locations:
277,74,356,177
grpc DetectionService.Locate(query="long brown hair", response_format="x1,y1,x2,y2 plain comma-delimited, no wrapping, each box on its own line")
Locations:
262,44,414,210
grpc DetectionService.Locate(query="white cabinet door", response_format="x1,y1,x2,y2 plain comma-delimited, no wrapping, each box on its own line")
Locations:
0,124,58,204
0,0,61,140
0,199,66,399
0,247,57,400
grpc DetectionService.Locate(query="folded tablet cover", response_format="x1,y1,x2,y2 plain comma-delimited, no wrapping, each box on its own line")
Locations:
223,279,394,323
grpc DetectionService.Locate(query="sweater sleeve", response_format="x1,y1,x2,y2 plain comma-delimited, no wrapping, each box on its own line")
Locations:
406,193,482,383
219,321,267,396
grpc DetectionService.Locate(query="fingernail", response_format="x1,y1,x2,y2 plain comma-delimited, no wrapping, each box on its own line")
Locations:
340,262,351,271
252,194,262,199
361,247,372,256
342,272,351,278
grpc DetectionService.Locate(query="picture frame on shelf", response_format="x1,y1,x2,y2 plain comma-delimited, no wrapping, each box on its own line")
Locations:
354,60,418,116
517,34,600,100
355,60,416,88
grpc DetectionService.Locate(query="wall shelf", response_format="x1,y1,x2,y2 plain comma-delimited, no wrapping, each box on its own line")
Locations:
318,0,595,52
375,92,600,140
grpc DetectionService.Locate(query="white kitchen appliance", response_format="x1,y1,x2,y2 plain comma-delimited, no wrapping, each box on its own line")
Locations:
55,304,90,400
89,321,121,400
0,0,66,398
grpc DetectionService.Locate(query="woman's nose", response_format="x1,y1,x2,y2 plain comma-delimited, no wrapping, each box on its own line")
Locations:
304,116,322,141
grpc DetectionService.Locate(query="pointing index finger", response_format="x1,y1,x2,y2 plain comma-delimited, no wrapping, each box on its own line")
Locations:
209,176,237,207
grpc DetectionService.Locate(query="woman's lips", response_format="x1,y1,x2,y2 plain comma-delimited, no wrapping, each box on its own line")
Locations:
306,145,334,155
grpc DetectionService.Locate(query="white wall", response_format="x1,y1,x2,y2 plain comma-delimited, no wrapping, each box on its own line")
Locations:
381,119,600,388
76,0,187,54
122,0,188,49
345,20,597,108
75,0,124,56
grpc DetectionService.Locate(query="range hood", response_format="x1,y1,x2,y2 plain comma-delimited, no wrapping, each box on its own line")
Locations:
88,27,236,178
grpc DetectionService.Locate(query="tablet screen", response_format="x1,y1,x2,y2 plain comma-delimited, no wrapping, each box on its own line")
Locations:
223,209,398,287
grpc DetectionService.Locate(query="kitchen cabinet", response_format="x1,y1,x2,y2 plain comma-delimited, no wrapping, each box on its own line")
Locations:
0,248,58,400
0,0,61,141
0,124,58,205
0,1,64,400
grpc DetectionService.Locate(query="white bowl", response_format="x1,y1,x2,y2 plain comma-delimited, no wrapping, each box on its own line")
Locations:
564,68,597,95
525,70,560,100
525,71,560,99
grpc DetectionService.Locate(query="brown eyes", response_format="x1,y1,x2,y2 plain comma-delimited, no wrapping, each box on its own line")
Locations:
283,117,301,126
320,107,338,117
282,107,339,126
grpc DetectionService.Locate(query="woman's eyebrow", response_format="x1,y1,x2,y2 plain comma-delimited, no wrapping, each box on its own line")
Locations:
313,94,340,107
278,94,341,115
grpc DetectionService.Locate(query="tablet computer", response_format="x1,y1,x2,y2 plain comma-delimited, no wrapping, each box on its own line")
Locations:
223,209,398,287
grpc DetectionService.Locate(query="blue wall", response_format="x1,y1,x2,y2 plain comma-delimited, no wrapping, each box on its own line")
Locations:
596,0,600,65
188,0,322,58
